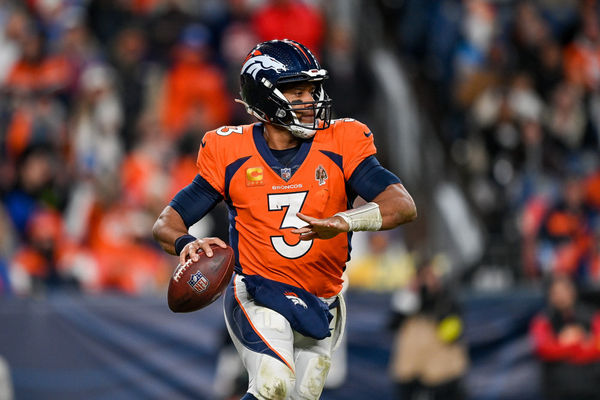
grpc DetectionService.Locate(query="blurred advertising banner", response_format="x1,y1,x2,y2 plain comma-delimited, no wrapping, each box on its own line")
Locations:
0,290,544,400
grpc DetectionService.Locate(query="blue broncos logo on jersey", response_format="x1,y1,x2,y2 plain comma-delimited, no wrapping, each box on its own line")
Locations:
242,55,288,79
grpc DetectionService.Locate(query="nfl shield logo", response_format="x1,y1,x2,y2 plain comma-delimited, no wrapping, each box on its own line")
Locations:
281,168,292,181
188,271,210,293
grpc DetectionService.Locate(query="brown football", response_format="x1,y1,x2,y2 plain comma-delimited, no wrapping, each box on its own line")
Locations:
167,244,235,312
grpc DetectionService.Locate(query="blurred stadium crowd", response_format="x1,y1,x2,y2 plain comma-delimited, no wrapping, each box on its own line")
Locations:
379,0,600,289
1,0,600,299
0,0,336,295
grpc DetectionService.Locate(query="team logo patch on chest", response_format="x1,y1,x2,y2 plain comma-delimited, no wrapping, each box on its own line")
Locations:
315,165,328,186
188,271,210,293
284,291,308,309
246,167,264,186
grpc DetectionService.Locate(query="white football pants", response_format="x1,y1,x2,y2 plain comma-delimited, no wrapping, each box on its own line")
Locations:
223,274,346,400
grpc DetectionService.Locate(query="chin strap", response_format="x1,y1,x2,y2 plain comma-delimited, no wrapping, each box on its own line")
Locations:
235,98,316,139
289,125,316,139
235,98,268,123
334,202,383,231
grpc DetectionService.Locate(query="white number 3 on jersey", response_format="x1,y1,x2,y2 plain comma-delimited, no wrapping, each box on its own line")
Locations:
267,192,313,259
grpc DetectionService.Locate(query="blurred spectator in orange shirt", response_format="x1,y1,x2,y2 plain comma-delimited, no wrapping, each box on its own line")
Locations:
9,208,85,295
251,0,325,56
87,199,170,295
5,90,67,160
120,113,173,213
5,29,72,96
4,28,72,158
564,9,600,92
160,23,230,139
585,168,600,211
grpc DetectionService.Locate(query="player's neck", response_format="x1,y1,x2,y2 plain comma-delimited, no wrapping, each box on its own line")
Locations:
263,123,301,150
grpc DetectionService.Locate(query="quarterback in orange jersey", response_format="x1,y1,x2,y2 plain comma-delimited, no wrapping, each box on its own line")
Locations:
153,39,417,400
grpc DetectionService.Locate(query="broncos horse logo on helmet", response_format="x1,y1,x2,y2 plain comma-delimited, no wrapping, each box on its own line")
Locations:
241,55,288,79
236,39,332,139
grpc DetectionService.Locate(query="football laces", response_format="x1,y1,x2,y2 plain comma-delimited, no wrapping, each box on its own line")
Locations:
173,258,193,283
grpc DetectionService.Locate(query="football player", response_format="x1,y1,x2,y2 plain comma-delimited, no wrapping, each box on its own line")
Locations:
153,39,417,400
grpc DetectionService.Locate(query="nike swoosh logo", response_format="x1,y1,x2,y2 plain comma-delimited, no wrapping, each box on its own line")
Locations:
363,131,372,137
201,140,206,148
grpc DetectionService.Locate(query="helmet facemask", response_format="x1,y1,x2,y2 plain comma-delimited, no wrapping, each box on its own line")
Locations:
269,81,331,139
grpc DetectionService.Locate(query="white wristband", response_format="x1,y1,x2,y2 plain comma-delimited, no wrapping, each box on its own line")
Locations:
334,202,383,231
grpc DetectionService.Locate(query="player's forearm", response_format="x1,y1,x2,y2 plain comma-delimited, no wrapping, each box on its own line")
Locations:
331,184,416,234
152,206,191,255
374,183,417,230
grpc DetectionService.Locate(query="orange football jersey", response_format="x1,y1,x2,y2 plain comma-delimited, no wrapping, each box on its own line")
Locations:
196,119,376,297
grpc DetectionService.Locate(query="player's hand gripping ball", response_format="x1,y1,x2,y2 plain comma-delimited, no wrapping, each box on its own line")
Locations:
167,244,235,312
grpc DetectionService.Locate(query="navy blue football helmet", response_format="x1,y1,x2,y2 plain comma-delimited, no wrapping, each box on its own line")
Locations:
237,39,331,139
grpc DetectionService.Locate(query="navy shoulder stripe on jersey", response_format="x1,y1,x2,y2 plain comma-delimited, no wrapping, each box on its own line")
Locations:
169,174,223,228
348,155,401,202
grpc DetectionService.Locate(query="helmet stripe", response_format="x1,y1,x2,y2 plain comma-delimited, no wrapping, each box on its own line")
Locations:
287,40,312,65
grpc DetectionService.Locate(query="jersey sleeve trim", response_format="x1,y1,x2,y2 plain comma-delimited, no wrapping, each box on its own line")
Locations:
225,156,252,199
169,174,224,228
348,155,401,202
196,131,225,194
339,119,378,179
319,150,343,173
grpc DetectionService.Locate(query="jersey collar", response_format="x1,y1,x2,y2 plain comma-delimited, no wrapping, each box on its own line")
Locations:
253,123,313,182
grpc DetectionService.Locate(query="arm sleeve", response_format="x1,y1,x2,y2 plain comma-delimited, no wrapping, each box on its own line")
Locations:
169,174,223,228
348,156,401,202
